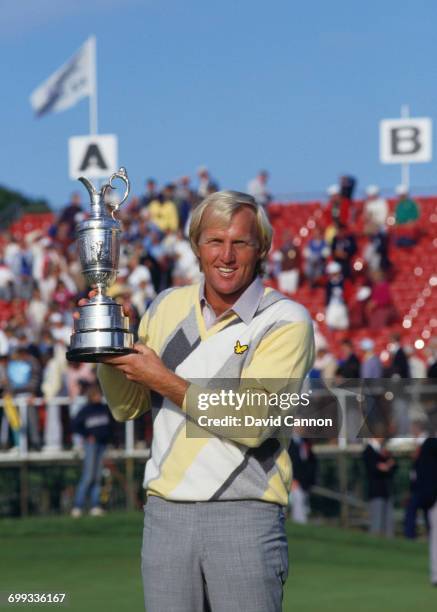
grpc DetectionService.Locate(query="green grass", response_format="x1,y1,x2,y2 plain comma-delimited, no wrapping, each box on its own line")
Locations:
0,513,435,611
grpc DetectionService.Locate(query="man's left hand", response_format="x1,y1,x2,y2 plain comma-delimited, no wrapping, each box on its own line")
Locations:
101,343,189,408
101,343,165,389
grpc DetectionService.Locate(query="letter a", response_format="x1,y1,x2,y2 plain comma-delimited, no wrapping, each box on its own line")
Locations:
80,144,108,171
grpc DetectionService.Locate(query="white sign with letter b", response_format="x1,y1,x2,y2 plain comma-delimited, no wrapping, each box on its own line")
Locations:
380,118,432,164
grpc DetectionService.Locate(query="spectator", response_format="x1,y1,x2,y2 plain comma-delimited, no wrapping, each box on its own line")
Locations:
71,382,112,517
312,321,328,353
325,261,349,330
247,170,271,208
336,339,360,379
394,185,420,247
324,185,345,242
362,436,397,537
0,257,14,300
196,166,218,198
349,285,371,329
331,223,357,279
58,192,83,240
66,361,96,450
386,333,410,436
411,432,437,585
127,255,154,293
311,347,338,381
427,337,437,378
288,435,317,524
336,340,362,441
405,345,427,378
364,185,388,230
359,338,383,379
50,313,71,346
366,270,396,330
170,231,201,286
339,175,356,223
140,178,159,209
3,235,21,278
41,343,67,452
6,346,41,450
339,175,356,200
125,256,155,315
7,238,34,300
324,179,353,232
148,185,179,233
276,233,301,295
0,354,18,450
52,279,74,313
363,223,391,273
404,419,430,539
386,333,410,379
0,328,10,357
303,226,329,287
26,288,49,336
174,176,194,230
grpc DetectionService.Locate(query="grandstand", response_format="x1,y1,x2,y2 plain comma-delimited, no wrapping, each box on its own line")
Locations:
268,195,437,361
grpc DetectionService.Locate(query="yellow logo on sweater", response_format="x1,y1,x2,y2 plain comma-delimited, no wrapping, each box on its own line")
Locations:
234,340,248,355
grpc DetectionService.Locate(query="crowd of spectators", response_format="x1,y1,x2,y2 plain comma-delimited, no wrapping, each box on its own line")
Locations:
271,178,423,333
0,168,435,454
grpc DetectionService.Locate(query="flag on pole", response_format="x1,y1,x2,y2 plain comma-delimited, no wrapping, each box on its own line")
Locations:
30,37,95,118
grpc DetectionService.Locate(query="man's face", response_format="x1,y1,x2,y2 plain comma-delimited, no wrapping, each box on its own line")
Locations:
198,207,260,300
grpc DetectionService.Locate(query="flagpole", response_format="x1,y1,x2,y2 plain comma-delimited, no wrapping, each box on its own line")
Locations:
89,35,98,135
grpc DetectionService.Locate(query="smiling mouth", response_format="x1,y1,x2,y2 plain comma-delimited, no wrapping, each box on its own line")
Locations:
217,267,237,277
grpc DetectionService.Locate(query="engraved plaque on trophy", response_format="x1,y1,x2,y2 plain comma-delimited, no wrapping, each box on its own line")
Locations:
66,167,134,362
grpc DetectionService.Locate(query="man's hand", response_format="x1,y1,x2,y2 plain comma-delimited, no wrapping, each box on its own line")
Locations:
73,289,98,319
101,343,164,387
101,343,189,408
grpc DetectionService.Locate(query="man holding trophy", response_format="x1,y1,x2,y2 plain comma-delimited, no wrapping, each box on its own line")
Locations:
69,171,315,612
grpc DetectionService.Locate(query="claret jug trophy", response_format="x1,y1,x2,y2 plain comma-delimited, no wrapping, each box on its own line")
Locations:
66,167,134,362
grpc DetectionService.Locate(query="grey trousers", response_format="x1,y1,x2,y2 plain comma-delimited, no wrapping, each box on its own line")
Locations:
141,496,289,612
369,497,394,537
429,501,437,584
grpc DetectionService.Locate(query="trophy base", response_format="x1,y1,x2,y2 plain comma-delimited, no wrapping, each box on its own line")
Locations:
67,298,135,363
66,346,135,363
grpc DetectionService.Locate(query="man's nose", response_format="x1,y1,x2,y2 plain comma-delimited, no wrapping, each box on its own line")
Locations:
220,242,236,263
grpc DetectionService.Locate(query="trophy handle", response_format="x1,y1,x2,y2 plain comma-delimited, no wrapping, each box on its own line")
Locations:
102,167,130,214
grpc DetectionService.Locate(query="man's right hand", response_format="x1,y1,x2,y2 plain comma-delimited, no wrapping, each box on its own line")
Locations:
73,290,97,319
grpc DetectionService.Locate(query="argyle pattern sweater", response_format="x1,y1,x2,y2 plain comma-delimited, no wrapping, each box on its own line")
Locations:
98,283,315,506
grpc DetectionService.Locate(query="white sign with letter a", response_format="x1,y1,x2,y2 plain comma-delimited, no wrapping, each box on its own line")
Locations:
380,118,432,164
69,134,118,179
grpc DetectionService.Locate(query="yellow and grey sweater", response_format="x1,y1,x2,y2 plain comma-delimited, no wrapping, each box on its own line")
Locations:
98,283,315,506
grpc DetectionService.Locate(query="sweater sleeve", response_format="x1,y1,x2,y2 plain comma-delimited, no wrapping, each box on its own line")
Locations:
96,310,151,422
181,320,315,447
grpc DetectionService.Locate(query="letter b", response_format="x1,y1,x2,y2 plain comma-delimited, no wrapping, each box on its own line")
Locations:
390,127,421,156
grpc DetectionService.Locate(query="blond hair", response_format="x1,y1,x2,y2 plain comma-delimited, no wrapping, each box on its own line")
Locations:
189,190,272,267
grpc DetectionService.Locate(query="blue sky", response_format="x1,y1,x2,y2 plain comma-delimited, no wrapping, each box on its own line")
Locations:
2,0,437,209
